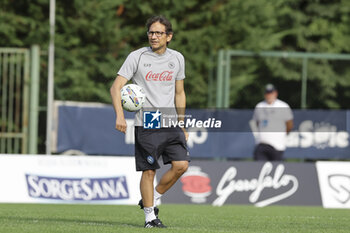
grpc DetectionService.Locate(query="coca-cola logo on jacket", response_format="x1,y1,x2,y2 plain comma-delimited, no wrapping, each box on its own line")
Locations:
145,71,173,81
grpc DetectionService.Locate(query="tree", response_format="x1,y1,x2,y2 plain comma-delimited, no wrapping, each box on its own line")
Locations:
1,0,350,109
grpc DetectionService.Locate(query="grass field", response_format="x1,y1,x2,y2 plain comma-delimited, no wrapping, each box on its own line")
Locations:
0,203,349,233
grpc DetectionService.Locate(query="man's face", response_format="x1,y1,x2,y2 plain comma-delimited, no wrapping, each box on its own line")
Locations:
264,90,278,104
148,22,172,53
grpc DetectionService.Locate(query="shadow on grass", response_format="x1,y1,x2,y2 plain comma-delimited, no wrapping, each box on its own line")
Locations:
0,215,142,228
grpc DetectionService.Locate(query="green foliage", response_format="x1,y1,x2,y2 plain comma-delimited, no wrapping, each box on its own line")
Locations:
1,0,350,108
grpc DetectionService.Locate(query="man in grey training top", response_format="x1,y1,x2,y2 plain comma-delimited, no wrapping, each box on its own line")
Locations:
110,15,189,228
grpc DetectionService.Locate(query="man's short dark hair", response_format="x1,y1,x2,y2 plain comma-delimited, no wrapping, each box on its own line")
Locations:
146,15,173,35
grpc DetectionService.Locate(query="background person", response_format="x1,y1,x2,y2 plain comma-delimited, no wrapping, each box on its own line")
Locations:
251,84,293,161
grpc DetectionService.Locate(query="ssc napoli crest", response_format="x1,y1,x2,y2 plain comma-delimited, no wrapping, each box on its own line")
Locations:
147,155,154,164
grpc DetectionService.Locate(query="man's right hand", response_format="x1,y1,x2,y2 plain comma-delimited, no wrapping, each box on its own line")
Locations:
116,117,127,133
110,75,128,133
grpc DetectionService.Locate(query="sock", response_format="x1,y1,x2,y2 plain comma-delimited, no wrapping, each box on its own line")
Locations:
153,188,163,207
144,207,157,223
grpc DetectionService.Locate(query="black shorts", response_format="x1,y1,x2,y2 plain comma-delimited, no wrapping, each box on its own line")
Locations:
253,143,284,161
134,126,190,171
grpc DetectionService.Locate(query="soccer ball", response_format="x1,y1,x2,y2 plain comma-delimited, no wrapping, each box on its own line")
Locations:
120,84,146,112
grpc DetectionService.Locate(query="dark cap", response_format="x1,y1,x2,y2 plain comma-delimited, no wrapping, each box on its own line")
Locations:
265,83,277,93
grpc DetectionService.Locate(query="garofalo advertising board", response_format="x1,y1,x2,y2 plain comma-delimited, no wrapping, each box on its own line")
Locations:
158,161,322,207
1,155,349,209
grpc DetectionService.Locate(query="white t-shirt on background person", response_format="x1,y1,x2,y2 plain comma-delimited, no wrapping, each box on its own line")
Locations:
252,99,293,151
